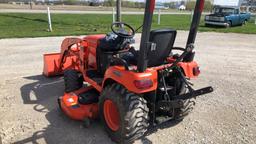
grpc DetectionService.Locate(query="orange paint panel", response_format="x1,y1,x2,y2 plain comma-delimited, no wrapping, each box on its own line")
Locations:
43,53,61,77
60,92,99,120
83,34,105,69
88,53,97,69
103,66,158,94
43,53,80,77
178,61,199,78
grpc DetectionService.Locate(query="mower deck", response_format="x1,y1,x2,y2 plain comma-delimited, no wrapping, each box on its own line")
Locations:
58,86,99,121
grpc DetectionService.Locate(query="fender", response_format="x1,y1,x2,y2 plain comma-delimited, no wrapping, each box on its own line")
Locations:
178,61,200,78
102,66,158,94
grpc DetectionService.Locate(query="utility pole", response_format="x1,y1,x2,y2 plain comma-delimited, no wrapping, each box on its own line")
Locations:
112,7,115,23
157,9,161,25
116,0,121,22
30,0,33,9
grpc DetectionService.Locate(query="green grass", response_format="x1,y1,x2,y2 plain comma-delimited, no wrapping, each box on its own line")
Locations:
0,13,255,39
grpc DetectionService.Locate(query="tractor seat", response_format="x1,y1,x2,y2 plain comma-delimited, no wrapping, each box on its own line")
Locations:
122,29,177,67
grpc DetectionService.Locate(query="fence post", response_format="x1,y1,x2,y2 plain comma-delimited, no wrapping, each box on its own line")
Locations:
112,7,115,23
255,15,256,25
158,9,161,25
47,7,52,32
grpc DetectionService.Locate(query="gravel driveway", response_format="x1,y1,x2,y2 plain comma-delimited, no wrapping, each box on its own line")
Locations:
0,31,255,144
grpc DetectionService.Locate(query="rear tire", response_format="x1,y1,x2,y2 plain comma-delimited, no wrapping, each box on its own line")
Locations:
99,84,149,143
64,69,83,93
167,73,195,121
174,84,196,120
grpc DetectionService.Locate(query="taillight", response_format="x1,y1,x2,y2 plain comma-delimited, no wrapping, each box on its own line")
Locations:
134,79,153,89
193,67,200,76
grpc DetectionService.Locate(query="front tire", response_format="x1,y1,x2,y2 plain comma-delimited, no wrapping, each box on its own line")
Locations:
63,69,83,93
226,21,232,28
99,84,149,143
243,20,247,25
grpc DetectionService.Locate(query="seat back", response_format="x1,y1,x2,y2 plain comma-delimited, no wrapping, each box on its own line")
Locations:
148,29,177,67
96,48,113,75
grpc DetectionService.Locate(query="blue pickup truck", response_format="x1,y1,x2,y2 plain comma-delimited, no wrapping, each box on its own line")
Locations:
205,6,251,27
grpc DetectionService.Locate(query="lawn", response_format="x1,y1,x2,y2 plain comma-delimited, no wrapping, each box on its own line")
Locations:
0,13,255,39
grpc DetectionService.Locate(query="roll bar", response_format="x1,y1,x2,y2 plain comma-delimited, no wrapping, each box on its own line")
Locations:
184,0,205,62
137,0,205,72
137,0,155,72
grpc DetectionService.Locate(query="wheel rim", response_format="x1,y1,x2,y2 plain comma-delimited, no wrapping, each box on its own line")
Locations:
103,100,120,131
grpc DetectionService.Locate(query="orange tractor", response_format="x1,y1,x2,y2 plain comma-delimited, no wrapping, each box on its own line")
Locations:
43,0,213,143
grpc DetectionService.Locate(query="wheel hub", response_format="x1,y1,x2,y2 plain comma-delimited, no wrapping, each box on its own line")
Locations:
103,100,120,131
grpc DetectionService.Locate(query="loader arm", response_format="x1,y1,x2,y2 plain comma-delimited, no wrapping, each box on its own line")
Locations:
43,38,85,77
58,38,83,72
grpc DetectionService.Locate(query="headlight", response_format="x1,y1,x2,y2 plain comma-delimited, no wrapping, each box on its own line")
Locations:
219,17,225,22
205,16,209,20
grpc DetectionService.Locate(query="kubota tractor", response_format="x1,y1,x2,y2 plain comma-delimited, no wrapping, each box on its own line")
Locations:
43,0,213,143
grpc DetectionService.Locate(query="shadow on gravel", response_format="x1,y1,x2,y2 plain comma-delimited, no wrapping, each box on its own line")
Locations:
16,75,179,144
17,75,112,144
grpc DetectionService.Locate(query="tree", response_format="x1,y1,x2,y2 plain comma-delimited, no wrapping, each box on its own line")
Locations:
186,0,213,11
103,0,115,7
63,0,79,5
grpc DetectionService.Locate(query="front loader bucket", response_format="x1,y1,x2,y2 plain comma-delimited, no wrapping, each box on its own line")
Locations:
43,53,79,77
43,53,61,77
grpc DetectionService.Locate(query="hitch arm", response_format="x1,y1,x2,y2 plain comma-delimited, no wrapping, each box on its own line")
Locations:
173,86,213,100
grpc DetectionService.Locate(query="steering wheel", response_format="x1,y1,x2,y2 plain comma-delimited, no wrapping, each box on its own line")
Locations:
111,22,135,38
